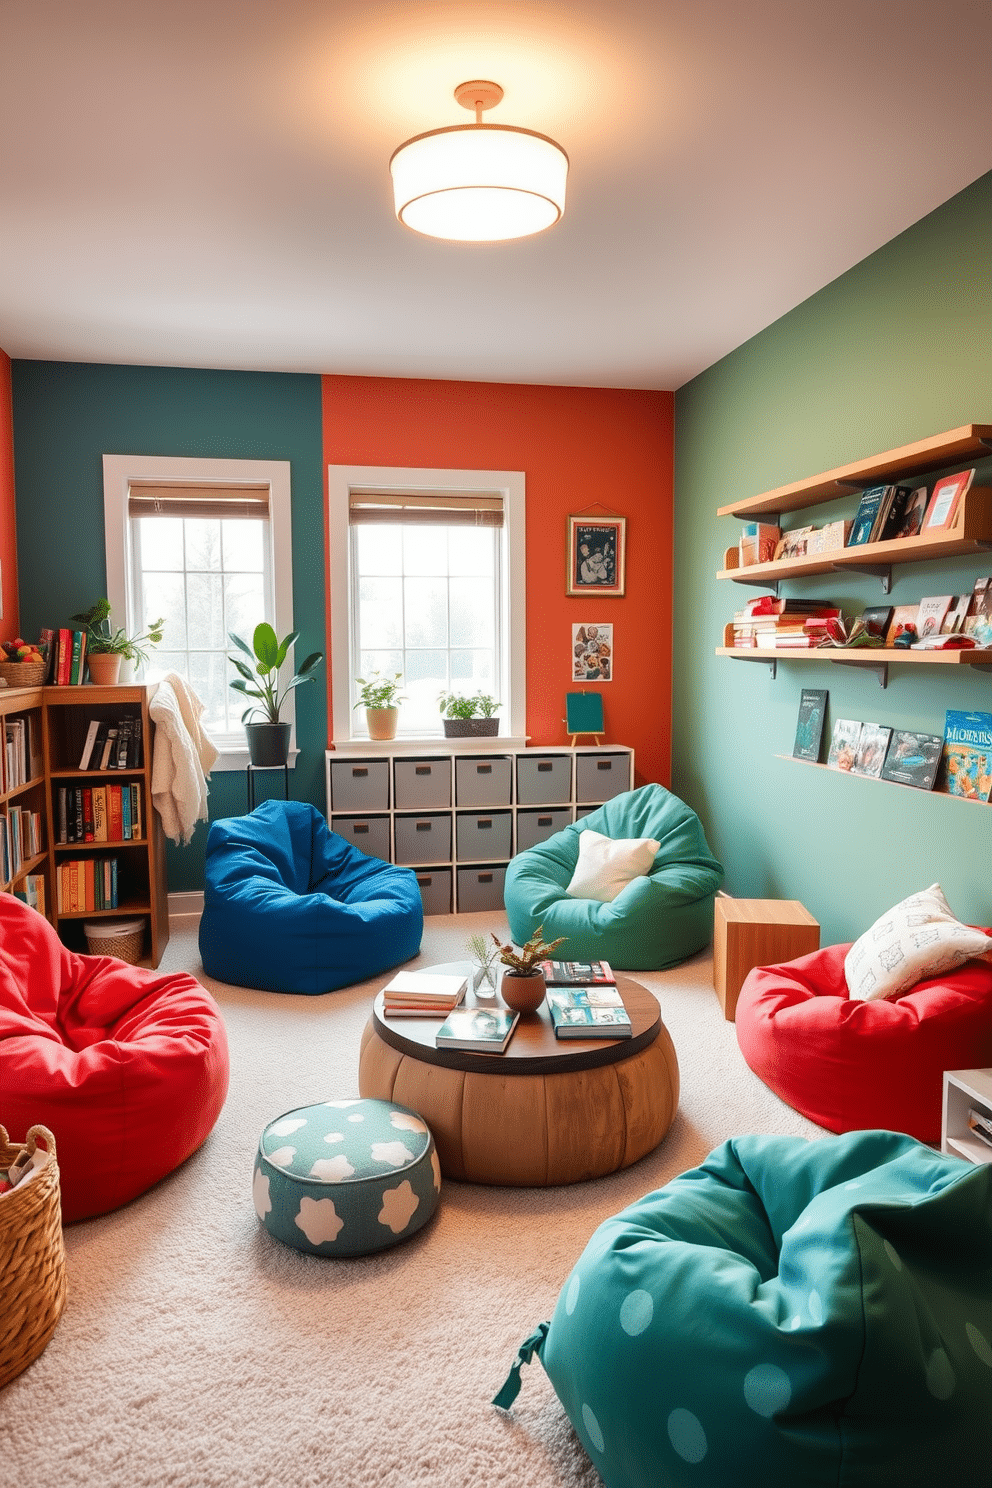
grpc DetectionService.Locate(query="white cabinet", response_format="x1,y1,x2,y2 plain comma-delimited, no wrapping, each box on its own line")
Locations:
941,1068,992,1166
325,742,634,915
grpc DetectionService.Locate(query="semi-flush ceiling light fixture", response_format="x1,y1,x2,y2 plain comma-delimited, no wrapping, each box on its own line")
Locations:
390,80,568,243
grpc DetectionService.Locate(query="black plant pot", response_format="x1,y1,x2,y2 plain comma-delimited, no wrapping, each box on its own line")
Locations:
442,718,500,738
246,721,291,766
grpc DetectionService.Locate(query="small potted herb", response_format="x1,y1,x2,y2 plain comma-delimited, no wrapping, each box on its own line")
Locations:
354,671,406,740
71,599,165,685
490,925,567,1013
437,691,501,738
229,623,323,766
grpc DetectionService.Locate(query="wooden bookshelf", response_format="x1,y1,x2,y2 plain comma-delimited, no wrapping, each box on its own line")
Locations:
0,684,48,913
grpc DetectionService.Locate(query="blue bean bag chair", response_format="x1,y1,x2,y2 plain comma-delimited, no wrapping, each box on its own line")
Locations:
503,784,723,970
495,1130,992,1488
199,801,423,994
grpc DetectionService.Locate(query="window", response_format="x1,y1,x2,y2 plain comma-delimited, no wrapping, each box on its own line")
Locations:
103,455,294,766
328,467,526,742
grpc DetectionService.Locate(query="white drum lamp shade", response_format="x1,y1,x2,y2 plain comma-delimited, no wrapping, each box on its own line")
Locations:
390,84,568,243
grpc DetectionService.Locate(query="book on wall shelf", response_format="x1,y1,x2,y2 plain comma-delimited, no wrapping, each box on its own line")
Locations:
846,485,892,547
435,1006,519,1053
937,710,992,803
922,469,974,533
964,576,992,646
851,723,892,779
872,486,913,543
826,719,862,772
793,688,828,762
915,595,954,640
879,731,943,791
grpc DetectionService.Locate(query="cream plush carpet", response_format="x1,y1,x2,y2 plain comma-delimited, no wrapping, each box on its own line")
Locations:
2,911,822,1488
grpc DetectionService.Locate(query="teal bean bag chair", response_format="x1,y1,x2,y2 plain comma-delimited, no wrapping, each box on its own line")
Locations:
503,784,723,969
495,1130,992,1488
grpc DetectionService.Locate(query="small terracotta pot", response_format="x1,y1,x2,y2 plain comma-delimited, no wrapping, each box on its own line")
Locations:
87,652,123,685
366,706,398,741
501,970,546,1013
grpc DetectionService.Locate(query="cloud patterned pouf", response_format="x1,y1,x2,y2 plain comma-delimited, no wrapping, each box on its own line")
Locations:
494,1130,992,1488
253,1098,440,1257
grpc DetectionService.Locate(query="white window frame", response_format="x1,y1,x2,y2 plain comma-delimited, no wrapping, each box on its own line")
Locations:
328,465,526,744
103,453,295,771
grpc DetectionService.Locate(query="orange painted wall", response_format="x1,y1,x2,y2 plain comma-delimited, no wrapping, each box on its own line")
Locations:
0,349,19,644
322,376,674,787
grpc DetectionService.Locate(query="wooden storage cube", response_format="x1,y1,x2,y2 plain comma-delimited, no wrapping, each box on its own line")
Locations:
516,753,571,805
454,755,511,807
393,757,451,809
575,751,630,803
515,807,572,852
328,758,389,812
455,810,511,861
414,868,452,916
330,814,390,861
456,864,507,913
713,896,820,1021
394,813,451,865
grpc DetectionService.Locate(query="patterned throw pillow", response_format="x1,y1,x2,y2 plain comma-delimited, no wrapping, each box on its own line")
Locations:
565,828,661,903
844,884,992,1001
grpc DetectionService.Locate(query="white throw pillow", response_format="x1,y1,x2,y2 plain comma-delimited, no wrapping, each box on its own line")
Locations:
565,829,660,904
844,884,992,1001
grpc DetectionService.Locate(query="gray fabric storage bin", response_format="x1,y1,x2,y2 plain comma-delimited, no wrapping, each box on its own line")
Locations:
394,813,452,865
454,755,512,807
393,757,451,809
456,865,507,913
414,869,452,916
515,806,572,852
575,752,630,803
516,753,572,805
456,810,512,861
574,805,598,820
330,814,390,861
328,759,390,811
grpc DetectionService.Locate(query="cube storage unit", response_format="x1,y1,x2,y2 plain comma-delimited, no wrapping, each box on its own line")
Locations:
326,742,634,914
942,1068,992,1166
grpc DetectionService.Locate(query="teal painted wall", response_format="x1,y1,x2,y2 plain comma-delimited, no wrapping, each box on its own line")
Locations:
673,170,992,945
11,362,325,892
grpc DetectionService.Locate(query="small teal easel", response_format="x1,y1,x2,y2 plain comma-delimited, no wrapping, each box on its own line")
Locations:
565,691,605,746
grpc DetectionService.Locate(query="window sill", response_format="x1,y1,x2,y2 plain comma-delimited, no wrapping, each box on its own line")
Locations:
329,735,530,754
209,744,301,772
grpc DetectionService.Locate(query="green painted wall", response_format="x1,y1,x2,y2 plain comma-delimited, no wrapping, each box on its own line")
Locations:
11,362,325,892
673,170,992,945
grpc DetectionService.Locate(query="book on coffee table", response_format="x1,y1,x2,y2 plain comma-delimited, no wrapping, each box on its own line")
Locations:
435,1006,519,1053
539,959,616,986
382,969,467,1018
548,999,632,1040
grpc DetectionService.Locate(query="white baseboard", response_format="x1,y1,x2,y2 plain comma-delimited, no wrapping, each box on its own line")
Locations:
169,891,204,919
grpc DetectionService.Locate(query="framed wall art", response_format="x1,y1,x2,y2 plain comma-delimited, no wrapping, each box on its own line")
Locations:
566,514,625,597
571,623,613,682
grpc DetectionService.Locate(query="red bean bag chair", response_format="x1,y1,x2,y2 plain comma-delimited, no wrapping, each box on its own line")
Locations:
735,940,992,1144
0,896,229,1222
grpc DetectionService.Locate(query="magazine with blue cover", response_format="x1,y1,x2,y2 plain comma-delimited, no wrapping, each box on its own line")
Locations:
938,710,992,801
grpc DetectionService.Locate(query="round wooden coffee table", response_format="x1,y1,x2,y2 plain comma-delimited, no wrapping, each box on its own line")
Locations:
358,969,679,1186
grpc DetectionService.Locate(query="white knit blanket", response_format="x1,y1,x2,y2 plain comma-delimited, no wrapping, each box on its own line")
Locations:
148,673,219,844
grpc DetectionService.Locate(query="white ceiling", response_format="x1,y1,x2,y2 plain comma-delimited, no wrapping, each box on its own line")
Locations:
1,0,989,390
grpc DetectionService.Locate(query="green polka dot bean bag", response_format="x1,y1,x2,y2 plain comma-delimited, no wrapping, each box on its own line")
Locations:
495,1130,992,1486
253,1098,440,1257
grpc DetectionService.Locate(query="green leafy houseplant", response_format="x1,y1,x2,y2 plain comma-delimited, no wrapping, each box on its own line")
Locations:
490,924,567,1013
71,599,165,667
228,624,323,725
438,690,501,737
354,672,406,710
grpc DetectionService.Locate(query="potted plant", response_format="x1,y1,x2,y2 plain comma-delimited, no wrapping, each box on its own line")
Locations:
70,599,165,685
229,623,324,766
490,924,567,1013
437,691,501,738
354,671,405,741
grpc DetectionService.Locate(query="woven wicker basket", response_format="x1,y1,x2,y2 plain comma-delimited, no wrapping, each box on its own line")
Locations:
84,917,145,964
0,1124,67,1389
0,661,48,687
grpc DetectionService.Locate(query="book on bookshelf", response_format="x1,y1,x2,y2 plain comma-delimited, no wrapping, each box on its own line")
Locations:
940,595,972,635
879,730,943,790
846,486,891,547
539,959,616,986
738,522,781,566
872,486,913,543
885,604,920,647
100,726,119,770
435,1006,519,1053
963,576,992,647
890,484,928,539
78,718,101,770
851,723,891,779
916,595,954,640
792,688,828,762
858,605,893,641
937,710,992,802
773,526,817,560
827,719,862,772
548,997,632,1040
923,469,974,532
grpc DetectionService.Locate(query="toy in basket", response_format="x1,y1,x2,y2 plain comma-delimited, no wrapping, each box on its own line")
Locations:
0,1124,67,1389
0,637,50,688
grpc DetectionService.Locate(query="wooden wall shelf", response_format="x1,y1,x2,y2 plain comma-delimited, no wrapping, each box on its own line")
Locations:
774,753,991,806
717,423,992,520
